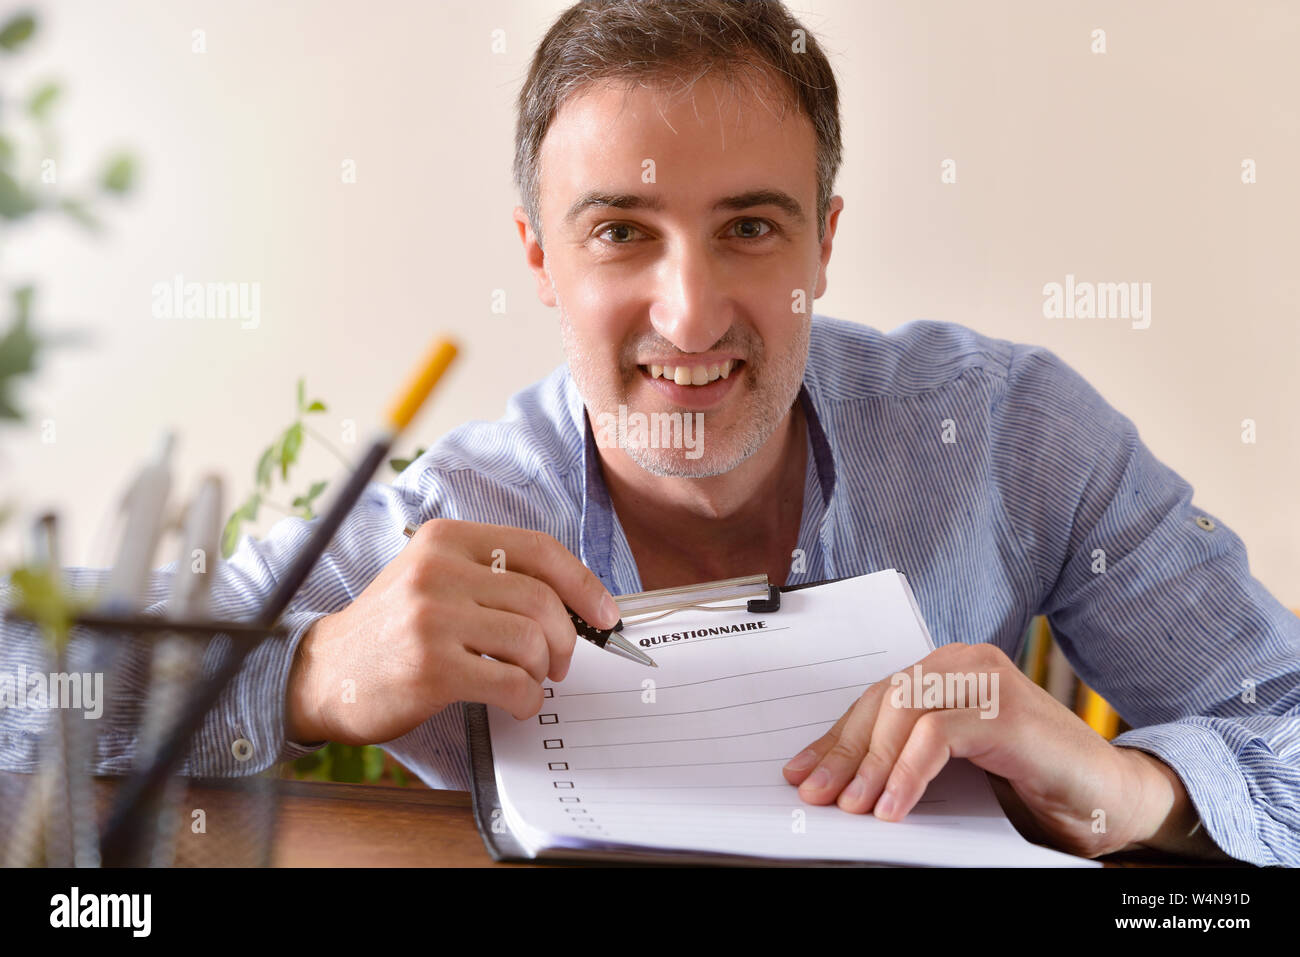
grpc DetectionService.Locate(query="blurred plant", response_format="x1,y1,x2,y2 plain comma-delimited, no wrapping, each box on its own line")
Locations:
0,9,136,430
1,9,136,642
225,377,424,785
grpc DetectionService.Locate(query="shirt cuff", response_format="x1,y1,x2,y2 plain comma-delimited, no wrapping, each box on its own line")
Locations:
1111,720,1263,865
272,609,331,765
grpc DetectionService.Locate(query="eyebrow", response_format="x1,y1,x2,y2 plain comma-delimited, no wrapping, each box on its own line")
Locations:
561,188,807,227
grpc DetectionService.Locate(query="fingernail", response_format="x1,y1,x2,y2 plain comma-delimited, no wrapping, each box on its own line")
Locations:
785,748,818,772
875,788,897,818
803,766,831,790
843,775,866,802
600,593,620,628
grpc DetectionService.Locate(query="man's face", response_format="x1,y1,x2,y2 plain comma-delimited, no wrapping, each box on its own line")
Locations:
523,70,840,478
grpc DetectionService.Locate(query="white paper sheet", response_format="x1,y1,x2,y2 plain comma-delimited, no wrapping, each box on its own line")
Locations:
486,570,1100,866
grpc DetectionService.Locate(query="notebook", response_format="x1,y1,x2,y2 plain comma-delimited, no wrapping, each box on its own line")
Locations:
463,569,1100,867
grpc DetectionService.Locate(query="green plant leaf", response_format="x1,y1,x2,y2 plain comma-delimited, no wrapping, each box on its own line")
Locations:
0,12,36,53
305,400,326,413
221,491,261,558
362,745,385,782
389,446,426,474
0,169,38,220
100,153,135,195
9,563,82,654
0,313,39,380
290,479,326,508
330,743,364,783
0,299,40,421
279,422,303,480
290,479,327,519
296,377,305,413
255,443,276,490
220,513,242,559
59,197,101,233
13,286,33,322
27,81,60,120
292,751,323,774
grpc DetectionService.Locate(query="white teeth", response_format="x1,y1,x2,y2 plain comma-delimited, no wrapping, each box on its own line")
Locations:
647,359,737,385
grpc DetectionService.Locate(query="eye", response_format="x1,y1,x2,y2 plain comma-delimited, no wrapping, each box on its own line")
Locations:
731,218,774,240
596,222,645,244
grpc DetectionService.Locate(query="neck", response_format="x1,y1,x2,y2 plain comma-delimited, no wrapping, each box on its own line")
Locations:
596,396,808,590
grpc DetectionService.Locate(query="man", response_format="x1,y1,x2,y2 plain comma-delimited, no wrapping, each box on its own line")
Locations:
4,0,1298,866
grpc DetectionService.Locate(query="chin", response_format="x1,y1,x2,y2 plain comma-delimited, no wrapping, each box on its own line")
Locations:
625,439,754,479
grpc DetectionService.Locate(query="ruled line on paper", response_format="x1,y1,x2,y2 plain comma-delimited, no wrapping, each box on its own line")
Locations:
562,757,792,771
554,651,888,697
562,682,870,722
567,719,838,748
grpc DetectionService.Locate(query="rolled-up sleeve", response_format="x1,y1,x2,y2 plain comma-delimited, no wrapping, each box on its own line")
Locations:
0,478,424,778
992,343,1300,866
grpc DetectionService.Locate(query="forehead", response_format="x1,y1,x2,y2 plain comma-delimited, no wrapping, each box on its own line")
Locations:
538,70,817,219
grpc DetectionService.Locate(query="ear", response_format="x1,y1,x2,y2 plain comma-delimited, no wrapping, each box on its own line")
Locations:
514,206,557,308
813,195,845,300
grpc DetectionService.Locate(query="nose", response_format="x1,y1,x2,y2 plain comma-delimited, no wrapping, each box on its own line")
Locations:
646,241,735,354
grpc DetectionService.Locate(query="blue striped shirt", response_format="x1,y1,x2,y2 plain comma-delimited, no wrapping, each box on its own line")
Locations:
3,315,1298,865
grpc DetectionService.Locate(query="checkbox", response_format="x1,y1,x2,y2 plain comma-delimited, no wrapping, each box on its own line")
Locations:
553,781,574,789
543,739,563,749
548,762,568,771
558,796,580,803
539,713,558,725
543,688,554,698
564,808,588,815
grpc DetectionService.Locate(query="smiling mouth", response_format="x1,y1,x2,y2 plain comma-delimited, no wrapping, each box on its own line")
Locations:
637,359,742,385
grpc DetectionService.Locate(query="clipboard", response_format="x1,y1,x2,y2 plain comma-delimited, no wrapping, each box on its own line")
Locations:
463,573,864,864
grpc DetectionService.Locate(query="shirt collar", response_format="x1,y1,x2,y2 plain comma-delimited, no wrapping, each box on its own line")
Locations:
568,369,838,589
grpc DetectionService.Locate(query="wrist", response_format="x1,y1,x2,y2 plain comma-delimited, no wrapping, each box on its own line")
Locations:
1114,747,1185,851
286,616,331,744
1112,746,1226,859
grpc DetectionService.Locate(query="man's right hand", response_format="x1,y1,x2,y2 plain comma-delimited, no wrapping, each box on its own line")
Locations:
284,519,620,745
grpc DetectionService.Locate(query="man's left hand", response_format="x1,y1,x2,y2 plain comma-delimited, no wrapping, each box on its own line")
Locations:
781,641,1173,858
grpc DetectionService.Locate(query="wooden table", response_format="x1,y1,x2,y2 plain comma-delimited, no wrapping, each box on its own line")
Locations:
268,780,525,867
183,778,1241,867
1,773,1241,866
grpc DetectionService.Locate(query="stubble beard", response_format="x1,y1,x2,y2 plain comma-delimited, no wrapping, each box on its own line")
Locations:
554,293,810,479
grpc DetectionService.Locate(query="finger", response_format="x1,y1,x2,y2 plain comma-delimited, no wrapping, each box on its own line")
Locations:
464,563,577,682
873,709,978,821
460,606,552,685
790,681,892,805
456,651,546,721
781,693,859,784
833,668,935,813
833,642,1003,812
424,520,620,630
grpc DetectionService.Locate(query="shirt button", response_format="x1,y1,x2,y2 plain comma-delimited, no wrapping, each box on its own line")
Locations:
231,738,254,761
1195,515,1215,531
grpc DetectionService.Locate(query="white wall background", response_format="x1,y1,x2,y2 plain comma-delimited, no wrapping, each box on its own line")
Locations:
2,0,1296,605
